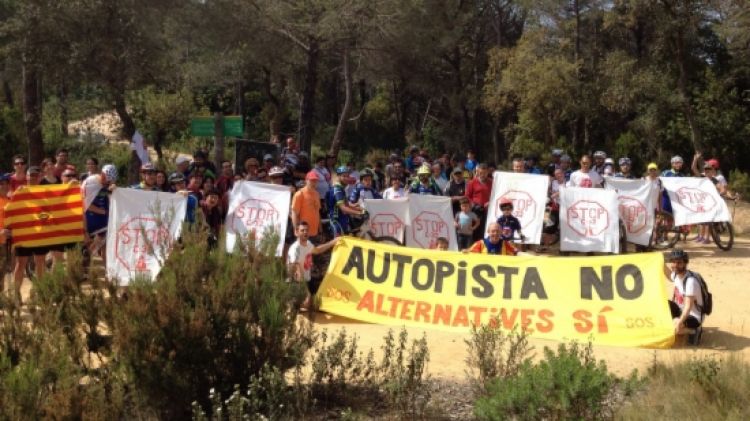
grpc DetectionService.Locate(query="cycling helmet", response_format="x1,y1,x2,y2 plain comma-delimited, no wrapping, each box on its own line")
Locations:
102,164,118,182
593,151,607,159
140,163,156,172
416,165,431,176
168,172,185,184
618,157,631,166
667,249,689,263
706,158,719,169
335,165,350,175
269,166,285,177
670,155,683,164
604,158,614,165
551,149,563,157
560,154,572,163
359,168,375,180
499,198,513,209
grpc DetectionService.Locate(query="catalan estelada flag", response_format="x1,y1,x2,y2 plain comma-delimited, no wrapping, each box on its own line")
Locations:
4,183,84,248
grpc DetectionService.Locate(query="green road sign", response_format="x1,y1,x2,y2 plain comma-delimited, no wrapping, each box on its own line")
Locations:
190,116,243,137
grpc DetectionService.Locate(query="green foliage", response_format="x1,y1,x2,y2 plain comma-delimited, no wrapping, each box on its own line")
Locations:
465,323,532,390
474,342,624,421
0,106,25,168
114,227,311,419
729,170,750,199
618,356,750,420
508,136,544,163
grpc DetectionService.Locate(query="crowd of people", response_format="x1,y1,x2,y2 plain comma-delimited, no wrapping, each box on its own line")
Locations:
0,138,731,342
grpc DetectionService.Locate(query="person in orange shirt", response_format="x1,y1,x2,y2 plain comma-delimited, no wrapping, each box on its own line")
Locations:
291,171,322,239
466,222,518,255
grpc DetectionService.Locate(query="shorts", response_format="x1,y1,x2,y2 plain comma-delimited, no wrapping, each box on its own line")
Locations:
14,245,49,257
47,242,79,253
669,300,701,329
457,233,473,250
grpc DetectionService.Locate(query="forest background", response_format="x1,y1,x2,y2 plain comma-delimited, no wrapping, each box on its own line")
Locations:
1,0,749,185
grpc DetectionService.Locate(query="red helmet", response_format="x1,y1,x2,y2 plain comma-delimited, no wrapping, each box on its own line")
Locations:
500,198,513,208
706,158,719,169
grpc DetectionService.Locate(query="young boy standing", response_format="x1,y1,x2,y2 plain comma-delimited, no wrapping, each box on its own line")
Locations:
455,197,479,250
287,221,338,310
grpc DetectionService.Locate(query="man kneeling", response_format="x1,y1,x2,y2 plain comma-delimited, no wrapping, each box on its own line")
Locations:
666,249,704,344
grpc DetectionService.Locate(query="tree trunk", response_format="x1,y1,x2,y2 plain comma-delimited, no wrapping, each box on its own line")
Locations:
298,38,319,155
214,111,225,168
113,90,139,184
328,48,353,158
492,117,502,165
22,65,43,165
675,33,702,152
2,79,12,108
59,81,69,137
154,128,166,162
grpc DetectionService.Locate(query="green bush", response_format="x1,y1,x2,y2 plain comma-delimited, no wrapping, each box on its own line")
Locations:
465,322,532,390
729,169,750,199
113,227,312,419
474,342,622,421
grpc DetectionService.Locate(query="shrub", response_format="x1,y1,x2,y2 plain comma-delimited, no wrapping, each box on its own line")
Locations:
618,355,750,420
465,322,532,390
113,227,312,419
474,342,621,421
729,169,750,199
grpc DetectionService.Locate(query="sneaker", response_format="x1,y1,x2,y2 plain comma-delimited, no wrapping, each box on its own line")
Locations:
700,238,711,244
693,236,704,242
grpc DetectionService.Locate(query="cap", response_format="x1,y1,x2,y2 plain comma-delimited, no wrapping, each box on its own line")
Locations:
263,154,274,162
416,165,430,175
452,167,463,174
593,151,607,158
706,158,719,169
305,170,320,181
336,165,350,175
176,156,190,165
269,166,285,176
140,163,156,172
604,158,614,165
647,162,658,170
500,198,513,208
168,172,185,184
27,165,41,174
102,164,118,182
670,155,683,164
551,149,563,157
359,168,374,180
618,157,631,166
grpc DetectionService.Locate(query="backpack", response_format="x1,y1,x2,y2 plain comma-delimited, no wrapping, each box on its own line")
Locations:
687,270,713,316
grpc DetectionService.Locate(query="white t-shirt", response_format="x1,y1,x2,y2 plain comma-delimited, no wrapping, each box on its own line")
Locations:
382,187,407,199
672,272,704,321
288,240,315,282
567,169,603,188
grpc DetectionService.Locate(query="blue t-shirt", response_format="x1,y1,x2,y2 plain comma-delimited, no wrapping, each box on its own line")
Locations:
327,184,350,231
456,211,478,235
348,183,382,204
185,193,198,224
497,215,522,240
465,159,478,172
85,188,109,234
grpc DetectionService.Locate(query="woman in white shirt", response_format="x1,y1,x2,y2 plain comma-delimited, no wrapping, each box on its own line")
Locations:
382,177,407,199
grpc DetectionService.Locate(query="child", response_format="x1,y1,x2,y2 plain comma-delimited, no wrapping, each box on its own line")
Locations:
455,197,479,250
496,198,524,242
201,188,224,248
287,221,338,311
435,237,449,251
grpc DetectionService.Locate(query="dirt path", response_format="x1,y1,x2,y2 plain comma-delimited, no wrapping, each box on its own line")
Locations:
312,234,750,378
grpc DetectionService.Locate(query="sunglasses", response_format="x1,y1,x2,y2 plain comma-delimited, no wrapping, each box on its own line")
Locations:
14,162,25,166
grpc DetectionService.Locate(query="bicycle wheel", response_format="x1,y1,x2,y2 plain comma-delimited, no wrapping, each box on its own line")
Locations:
652,211,681,250
710,222,734,251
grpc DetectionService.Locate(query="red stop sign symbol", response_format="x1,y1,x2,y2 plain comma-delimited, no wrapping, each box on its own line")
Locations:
115,216,171,273
566,200,610,237
676,187,717,213
230,198,280,238
412,211,449,249
619,196,647,234
496,190,536,228
370,213,404,239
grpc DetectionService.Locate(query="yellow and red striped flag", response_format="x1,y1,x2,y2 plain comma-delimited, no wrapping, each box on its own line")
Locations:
4,183,84,248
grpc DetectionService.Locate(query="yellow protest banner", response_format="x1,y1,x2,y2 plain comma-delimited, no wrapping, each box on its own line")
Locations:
317,237,675,349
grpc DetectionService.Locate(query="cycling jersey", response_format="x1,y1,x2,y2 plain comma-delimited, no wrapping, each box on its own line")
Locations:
85,187,109,234
327,183,350,232
348,183,382,205
409,180,442,195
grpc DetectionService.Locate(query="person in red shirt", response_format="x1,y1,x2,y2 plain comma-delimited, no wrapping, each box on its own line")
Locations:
465,163,492,240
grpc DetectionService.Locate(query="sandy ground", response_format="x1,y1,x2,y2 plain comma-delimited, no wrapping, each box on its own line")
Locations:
312,205,750,378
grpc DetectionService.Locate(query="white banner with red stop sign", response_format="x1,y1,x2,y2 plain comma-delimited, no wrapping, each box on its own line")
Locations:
225,181,291,256
560,187,620,253
106,188,187,285
363,198,408,244
660,177,731,226
405,195,458,250
485,171,549,244
604,178,657,246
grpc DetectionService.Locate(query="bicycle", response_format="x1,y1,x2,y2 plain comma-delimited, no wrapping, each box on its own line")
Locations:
709,195,739,251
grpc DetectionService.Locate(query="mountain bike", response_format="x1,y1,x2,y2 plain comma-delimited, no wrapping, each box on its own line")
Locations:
709,195,739,251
